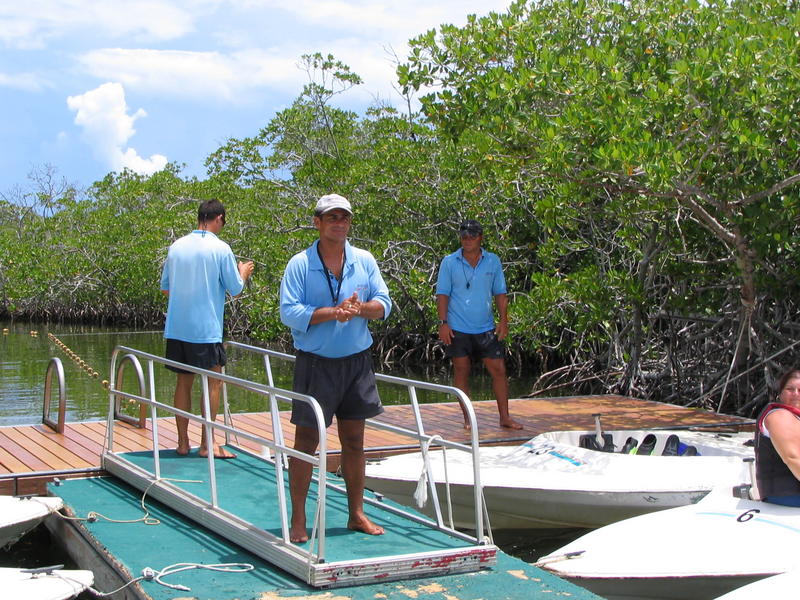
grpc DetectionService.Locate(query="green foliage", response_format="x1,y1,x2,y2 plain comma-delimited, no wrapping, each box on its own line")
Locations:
3,0,800,408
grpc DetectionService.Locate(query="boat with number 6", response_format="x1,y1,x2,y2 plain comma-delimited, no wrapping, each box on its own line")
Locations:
536,490,800,600
712,569,800,599
363,427,754,529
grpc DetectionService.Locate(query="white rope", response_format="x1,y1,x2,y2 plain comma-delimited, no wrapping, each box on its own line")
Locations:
82,562,255,596
413,435,444,508
57,477,202,526
413,435,458,529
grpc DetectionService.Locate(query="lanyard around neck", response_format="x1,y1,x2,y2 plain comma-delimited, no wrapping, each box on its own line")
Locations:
317,243,345,305
461,251,482,289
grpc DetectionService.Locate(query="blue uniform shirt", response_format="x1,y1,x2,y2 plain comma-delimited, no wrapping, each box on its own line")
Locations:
160,230,244,343
279,240,392,358
436,248,507,334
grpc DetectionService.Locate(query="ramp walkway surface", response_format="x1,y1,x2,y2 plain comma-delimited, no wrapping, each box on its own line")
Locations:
47,475,602,600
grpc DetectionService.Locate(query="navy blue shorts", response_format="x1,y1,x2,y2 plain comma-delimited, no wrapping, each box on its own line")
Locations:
165,339,226,374
291,349,384,428
446,330,504,360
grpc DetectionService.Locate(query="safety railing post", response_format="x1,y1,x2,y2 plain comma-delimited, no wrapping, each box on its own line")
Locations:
113,353,147,428
42,357,66,433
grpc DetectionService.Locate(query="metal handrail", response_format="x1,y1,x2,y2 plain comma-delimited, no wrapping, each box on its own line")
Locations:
112,353,147,428
42,357,66,433
225,340,488,543
104,345,330,563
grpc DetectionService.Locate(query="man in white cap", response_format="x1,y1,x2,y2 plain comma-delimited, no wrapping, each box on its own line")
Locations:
279,193,392,543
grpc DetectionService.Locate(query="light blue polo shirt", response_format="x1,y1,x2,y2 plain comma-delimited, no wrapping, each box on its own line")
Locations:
280,240,392,358
160,230,244,343
436,248,507,334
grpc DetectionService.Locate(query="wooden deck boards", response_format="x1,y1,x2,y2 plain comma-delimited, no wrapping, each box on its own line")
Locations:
0,394,752,495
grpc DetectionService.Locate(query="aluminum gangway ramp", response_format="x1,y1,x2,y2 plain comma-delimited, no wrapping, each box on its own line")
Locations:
102,344,497,588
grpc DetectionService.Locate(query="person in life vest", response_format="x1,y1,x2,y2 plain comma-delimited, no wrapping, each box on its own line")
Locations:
756,368,800,506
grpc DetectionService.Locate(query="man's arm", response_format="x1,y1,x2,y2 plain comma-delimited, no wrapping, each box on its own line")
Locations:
494,293,508,340
232,260,254,298
436,294,453,344
279,257,315,331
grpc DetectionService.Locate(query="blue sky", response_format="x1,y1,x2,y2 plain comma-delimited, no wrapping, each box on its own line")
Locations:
1,1,511,196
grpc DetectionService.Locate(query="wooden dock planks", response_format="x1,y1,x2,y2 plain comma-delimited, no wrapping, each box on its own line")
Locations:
0,394,752,495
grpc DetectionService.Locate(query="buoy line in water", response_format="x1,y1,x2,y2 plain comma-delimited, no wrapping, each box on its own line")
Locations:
47,332,110,388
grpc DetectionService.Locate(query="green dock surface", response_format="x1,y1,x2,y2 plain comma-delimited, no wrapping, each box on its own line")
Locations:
50,472,602,599
115,448,474,562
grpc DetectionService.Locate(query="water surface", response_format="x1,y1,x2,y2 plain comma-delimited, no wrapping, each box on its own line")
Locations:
0,320,533,426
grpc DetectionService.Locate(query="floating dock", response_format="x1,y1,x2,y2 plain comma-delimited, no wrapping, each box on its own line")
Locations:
46,475,603,600
3,340,753,598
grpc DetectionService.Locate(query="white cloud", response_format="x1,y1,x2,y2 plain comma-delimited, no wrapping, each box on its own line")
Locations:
66,82,167,175
69,1,511,103
77,47,303,102
239,0,510,37
0,72,51,92
0,1,200,49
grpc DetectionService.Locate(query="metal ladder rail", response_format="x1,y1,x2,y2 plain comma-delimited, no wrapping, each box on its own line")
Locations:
104,345,330,563
224,341,293,465
371,373,485,542
42,357,66,433
224,340,487,544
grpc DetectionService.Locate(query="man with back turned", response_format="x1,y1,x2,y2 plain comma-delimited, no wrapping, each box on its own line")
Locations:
160,199,254,459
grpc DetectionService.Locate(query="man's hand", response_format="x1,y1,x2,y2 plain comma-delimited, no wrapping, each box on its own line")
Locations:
495,320,508,341
335,292,361,322
238,260,255,281
438,323,454,345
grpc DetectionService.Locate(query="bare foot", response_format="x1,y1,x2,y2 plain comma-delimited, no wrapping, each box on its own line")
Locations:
176,443,191,456
199,445,237,459
500,418,523,430
347,515,384,536
463,420,472,430
290,517,309,543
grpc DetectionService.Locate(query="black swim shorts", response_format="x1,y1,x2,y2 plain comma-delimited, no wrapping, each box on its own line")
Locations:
165,338,227,374
445,330,504,360
291,349,384,428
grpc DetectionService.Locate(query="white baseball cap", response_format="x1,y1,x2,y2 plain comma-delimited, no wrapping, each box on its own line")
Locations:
314,193,352,215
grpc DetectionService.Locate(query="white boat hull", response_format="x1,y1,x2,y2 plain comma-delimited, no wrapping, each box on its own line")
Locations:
0,567,94,600
538,492,800,600
0,496,64,548
364,430,754,529
713,570,800,599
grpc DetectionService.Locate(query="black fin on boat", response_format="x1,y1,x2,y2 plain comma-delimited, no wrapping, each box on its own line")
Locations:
637,433,657,456
579,433,615,452
620,437,638,454
662,434,680,456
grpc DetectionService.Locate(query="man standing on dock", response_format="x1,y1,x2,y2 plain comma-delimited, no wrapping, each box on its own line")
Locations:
280,193,392,543
160,199,254,459
436,219,522,430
